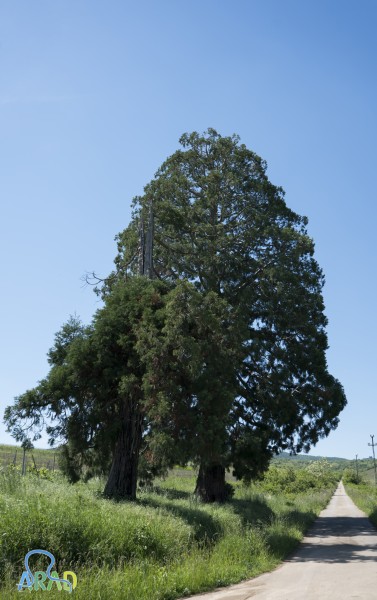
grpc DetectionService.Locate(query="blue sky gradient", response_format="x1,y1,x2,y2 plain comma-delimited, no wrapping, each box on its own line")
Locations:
1,1,376,459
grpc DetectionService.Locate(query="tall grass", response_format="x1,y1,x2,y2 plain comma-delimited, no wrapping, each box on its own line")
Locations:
0,465,337,599
344,481,377,526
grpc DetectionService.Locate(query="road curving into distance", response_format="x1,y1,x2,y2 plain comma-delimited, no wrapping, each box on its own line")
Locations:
186,481,377,600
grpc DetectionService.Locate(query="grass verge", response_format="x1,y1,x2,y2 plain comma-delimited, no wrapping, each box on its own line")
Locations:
344,481,377,527
0,467,336,599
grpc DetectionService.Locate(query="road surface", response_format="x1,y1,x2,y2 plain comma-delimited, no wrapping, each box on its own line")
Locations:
187,481,377,600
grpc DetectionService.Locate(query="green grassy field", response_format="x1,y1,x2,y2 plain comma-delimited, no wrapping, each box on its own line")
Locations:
0,456,340,600
0,444,58,471
344,481,377,526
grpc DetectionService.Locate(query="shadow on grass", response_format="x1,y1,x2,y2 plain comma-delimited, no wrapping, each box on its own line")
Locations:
145,485,192,500
100,484,192,503
367,507,377,528
266,530,301,559
265,508,323,560
114,485,323,562
139,493,278,548
282,508,317,529
230,497,274,528
232,500,324,561
138,496,224,544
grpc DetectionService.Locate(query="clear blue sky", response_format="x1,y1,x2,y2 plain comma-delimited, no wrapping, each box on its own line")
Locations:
1,0,376,459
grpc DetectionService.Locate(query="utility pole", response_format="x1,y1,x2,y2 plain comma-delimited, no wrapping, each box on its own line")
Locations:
355,454,359,479
144,203,154,278
138,203,154,278
368,435,377,485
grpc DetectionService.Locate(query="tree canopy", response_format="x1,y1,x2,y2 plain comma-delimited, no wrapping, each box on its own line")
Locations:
110,129,347,499
5,278,171,498
4,129,347,501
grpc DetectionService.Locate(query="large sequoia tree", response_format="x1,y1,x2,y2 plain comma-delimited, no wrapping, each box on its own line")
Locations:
109,128,347,501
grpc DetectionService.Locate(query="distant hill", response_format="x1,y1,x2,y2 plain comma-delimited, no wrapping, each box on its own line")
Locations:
274,452,349,463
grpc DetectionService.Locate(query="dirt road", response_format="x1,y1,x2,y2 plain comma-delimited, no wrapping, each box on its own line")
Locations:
187,481,377,600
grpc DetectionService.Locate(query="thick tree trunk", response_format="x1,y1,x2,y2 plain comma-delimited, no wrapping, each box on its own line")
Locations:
104,400,143,500
195,463,229,502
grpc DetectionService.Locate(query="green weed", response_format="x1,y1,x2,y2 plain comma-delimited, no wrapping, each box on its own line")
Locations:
0,466,336,599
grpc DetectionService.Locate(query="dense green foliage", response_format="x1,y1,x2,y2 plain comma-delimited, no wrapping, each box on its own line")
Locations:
4,129,347,501
0,463,337,599
115,129,346,499
4,279,172,498
259,459,339,494
342,468,362,485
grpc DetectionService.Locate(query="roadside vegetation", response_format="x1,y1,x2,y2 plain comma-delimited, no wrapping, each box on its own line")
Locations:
0,457,340,599
344,475,377,527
